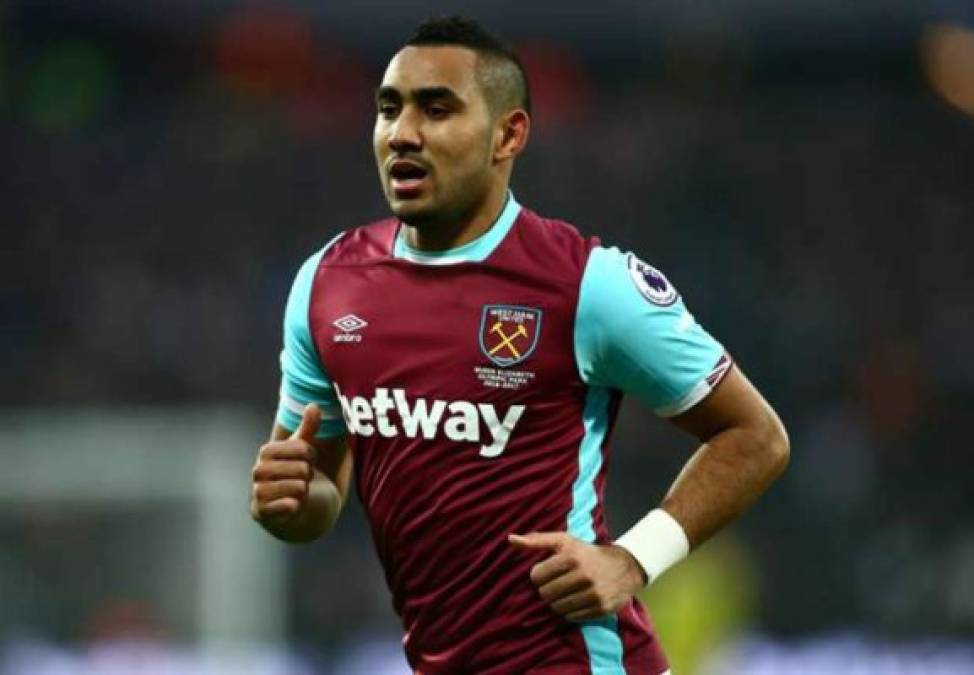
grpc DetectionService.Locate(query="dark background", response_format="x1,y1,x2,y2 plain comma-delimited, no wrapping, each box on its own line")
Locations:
3,1,973,672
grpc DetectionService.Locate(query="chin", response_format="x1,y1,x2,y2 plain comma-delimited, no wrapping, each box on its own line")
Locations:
389,196,439,226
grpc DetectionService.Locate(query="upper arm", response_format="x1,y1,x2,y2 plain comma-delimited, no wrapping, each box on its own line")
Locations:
574,246,730,416
276,242,348,440
573,245,786,449
670,364,787,447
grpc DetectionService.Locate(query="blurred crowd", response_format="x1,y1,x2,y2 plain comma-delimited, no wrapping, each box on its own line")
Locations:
3,1,974,665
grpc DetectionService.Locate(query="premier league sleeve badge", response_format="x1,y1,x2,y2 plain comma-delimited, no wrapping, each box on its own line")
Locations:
627,254,680,307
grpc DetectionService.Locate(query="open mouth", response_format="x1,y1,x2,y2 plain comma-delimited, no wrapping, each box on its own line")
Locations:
389,160,429,196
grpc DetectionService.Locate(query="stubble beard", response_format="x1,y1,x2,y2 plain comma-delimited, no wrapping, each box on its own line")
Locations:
391,172,490,233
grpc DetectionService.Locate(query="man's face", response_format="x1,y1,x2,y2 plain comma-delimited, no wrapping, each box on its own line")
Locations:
373,46,496,227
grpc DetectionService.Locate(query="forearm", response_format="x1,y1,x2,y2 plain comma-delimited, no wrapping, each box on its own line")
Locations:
661,417,789,548
259,469,344,543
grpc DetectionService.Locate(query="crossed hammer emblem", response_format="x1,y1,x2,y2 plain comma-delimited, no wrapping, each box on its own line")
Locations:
488,321,528,358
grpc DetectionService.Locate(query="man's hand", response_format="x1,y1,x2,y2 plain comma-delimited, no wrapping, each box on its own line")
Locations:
250,404,321,527
508,531,646,622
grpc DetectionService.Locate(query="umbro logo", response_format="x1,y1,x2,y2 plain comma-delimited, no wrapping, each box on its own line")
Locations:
333,314,367,343
334,314,367,332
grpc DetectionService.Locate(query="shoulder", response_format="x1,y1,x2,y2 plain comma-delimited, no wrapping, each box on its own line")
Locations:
285,217,394,310
510,206,600,274
577,245,683,324
316,217,398,267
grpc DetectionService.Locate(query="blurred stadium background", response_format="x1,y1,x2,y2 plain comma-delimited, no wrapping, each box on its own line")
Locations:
3,1,974,673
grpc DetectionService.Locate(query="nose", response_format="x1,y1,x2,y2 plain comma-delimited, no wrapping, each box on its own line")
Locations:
388,109,422,154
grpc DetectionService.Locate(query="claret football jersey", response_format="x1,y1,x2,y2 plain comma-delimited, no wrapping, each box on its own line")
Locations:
276,193,730,675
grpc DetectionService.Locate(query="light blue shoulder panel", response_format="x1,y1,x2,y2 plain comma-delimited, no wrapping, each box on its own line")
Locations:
276,235,348,439
574,246,726,417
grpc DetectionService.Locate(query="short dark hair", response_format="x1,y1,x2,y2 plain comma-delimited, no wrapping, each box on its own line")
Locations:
405,16,531,116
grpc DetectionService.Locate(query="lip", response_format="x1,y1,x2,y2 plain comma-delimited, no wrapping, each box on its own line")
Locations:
390,176,428,199
387,158,429,175
387,158,430,199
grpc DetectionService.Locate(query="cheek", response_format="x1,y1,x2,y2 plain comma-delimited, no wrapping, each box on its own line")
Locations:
440,129,492,171
372,121,388,157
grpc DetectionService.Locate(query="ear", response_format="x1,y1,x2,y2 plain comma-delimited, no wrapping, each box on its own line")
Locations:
493,109,530,163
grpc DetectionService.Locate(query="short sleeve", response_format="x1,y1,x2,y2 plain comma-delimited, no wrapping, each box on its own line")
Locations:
276,242,347,439
574,246,732,417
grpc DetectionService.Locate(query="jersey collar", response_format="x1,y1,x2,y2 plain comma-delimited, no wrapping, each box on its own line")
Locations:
392,192,521,265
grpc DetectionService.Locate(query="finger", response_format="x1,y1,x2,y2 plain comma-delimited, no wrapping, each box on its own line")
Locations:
549,589,599,617
529,552,576,587
255,479,308,503
253,460,312,482
290,403,322,443
508,531,569,552
258,441,313,462
256,496,302,520
537,569,590,603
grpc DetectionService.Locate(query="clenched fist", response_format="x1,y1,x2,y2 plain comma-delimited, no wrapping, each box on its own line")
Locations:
250,403,321,527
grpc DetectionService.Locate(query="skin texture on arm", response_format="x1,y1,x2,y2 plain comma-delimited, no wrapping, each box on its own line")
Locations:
250,404,353,543
666,364,790,548
511,363,789,621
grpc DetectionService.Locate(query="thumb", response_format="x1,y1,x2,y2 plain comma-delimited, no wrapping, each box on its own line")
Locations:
290,403,322,443
508,531,569,551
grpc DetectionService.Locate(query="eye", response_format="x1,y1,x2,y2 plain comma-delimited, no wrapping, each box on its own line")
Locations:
377,103,399,120
425,105,450,120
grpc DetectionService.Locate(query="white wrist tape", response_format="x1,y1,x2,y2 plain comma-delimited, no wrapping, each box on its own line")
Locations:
615,508,690,586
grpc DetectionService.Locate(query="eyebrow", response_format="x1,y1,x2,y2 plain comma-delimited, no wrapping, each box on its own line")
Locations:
375,86,464,106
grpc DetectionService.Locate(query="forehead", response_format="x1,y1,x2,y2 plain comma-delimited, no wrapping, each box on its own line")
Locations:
380,45,482,98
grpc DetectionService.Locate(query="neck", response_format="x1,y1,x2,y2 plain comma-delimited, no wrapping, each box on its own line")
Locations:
402,183,509,252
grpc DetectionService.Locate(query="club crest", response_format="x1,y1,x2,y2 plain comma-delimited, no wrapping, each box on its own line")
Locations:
479,305,542,368
627,254,679,306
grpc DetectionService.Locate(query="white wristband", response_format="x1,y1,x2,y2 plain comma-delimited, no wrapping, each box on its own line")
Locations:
614,508,690,586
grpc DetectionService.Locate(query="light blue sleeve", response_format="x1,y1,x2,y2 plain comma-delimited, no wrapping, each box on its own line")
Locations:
574,246,731,417
276,240,347,439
